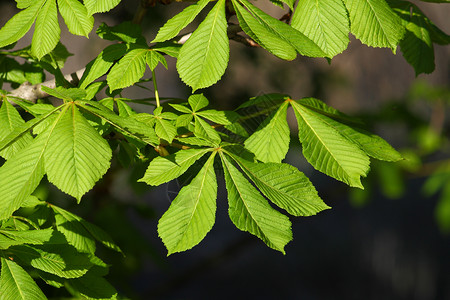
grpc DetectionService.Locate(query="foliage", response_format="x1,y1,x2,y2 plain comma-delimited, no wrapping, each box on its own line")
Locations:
0,0,448,298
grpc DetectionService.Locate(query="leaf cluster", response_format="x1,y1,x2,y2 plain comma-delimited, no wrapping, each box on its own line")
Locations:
0,0,448,298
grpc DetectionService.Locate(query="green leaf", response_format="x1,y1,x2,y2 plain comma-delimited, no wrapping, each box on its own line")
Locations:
291,101,370,188
78,101,159,145
395,4,435,75
232,0,297,60
52,205,122,254
57,0,94,37
158,152,217,254
311,113,403,162
177,0,229,91
107,48,148,91
197,110,238,125
232,156,330,216
39,42,73,69
151,42,182,58
238,0,326,57
170,103,192,114
41,86,86,101
140,148,211,186
96,21,145,44
0,105,59,154
84,0,121,15
116,99,135,117
0,100,33,159
155,118,177,143
221,153,292,254
188,94,209,112
52,208,96,254
44,104,112,200
244,101,289,163
152,0,210,43
84,81,106,100
146,50,168,71
0,258,47,300
194,115,221,143
177,136,214,147
31,0,59,59
79,43,128,89
291,0,349,57
237,93,288,109
344,0,405,52
68,272,118,300
10,244,92,279
0,133,51,220
0,1,44,49
295,97,362,125
0,229,54,249
0,58,27,85
16,0,35,9
76,219,123,254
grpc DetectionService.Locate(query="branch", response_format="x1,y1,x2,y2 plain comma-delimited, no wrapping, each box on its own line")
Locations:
8,68,85,103
227,23,260,48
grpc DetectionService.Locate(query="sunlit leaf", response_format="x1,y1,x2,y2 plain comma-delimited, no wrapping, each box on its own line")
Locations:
158,152,217,254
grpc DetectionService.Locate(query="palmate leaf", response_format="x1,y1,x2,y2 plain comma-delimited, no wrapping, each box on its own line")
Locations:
291,101,370,188
232,0,297,60
84,0,121,15
31,0,59,59
10,244,92,279
0,100,33,159
231,155,330,216
238,0,326,58
152,0,210,43
0,0,44,49
244,101,290,163
343,0,405,52
176,0,229,91
0,258,46,300
107,48,148,91
139,148,212,186
291,0,349,57
44,104,112,201
57,0,94,37
221,153,292,254
158,152,217,255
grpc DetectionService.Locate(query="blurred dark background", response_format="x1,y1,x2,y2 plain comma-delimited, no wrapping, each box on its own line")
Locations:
1,0,450,299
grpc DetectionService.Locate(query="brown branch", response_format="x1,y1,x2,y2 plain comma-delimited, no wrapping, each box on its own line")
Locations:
8,68,85,103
